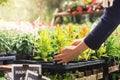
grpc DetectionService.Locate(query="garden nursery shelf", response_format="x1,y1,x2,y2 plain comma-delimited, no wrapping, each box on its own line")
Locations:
1,59,119,80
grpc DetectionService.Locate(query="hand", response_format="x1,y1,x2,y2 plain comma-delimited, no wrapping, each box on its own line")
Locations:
54,46,80,64
54,39,89,64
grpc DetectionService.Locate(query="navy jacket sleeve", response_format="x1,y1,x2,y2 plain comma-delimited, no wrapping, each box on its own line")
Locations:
84,0,120,50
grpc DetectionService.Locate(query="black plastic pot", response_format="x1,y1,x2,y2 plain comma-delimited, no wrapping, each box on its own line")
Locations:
14,60,37,64
0,53,6,56
0,55,16,65
16,54,33,60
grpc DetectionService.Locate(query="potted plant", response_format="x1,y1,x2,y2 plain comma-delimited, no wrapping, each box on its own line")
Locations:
0,30,17,65
12,33,35,60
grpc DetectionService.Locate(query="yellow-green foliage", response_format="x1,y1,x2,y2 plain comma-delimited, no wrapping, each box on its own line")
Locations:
34,24,90,61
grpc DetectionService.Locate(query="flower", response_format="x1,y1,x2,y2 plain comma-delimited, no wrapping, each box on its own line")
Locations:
77,6,83,13
72,11,77,15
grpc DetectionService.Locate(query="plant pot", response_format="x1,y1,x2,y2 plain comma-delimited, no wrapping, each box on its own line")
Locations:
0,53,6,56
14,60,37,64
16,54,33,60
0,55,16,65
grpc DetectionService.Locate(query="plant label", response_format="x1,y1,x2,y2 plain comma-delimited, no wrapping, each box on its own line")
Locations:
25,70,51,80
12,64,41,80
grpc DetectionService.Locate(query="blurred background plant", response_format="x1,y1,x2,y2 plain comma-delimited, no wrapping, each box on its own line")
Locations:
0,0,39,21
0,0,7,5
36,0,64,22
0,0,65,22
62,0,103,14
0,0,102,24
0,30,20,54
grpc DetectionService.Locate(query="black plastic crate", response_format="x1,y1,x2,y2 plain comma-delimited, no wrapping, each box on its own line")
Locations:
0,56,16,65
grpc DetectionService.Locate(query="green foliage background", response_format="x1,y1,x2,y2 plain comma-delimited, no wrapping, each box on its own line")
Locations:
0,0,7,5
0,0,64,22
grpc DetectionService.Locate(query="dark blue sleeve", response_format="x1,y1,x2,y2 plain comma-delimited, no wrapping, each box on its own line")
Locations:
84,0,120,50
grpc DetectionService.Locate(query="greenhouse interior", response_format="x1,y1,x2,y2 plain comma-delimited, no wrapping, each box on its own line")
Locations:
0,0,120,80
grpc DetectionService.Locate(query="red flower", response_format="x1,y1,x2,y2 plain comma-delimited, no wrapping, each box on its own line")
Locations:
87,8,93,13
86,5,91,10
72,11,77,15
92,0,96,4
77,6,83,13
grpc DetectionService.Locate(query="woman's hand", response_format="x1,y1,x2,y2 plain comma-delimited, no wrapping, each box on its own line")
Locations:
54,46,79,64
54,39,89,64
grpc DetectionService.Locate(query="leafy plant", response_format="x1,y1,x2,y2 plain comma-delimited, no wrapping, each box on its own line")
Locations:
1,21,120,63
103,28,120,63
112,73,120,80
92,45,108,60
0,30,18,54
0,71,5,77
53,24,72,53
33,24,92,61
13,33,34,55
44,72,74,80
34,28,53,61
78,49,95,61
34,25,73,61
0,0,7,5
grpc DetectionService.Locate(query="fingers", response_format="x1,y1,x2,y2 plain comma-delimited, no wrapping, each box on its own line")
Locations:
54,54,64,61
54,46,76,64
56,58,68,64
57,60,66,64
54,54,68,64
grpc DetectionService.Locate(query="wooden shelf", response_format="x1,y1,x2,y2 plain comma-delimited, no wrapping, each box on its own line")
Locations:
0,65,11,72
75,72,103,80
54,10,104,17
51,10,104,25
109,65,119,73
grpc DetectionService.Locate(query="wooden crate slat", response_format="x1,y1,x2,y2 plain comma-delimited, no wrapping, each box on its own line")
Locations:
75,72,103,80
109,65,119,73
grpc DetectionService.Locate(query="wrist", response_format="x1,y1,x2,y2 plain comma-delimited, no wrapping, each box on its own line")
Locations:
75,39,89,55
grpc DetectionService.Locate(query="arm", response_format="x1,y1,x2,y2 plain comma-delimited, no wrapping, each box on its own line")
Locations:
84,0,120,50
